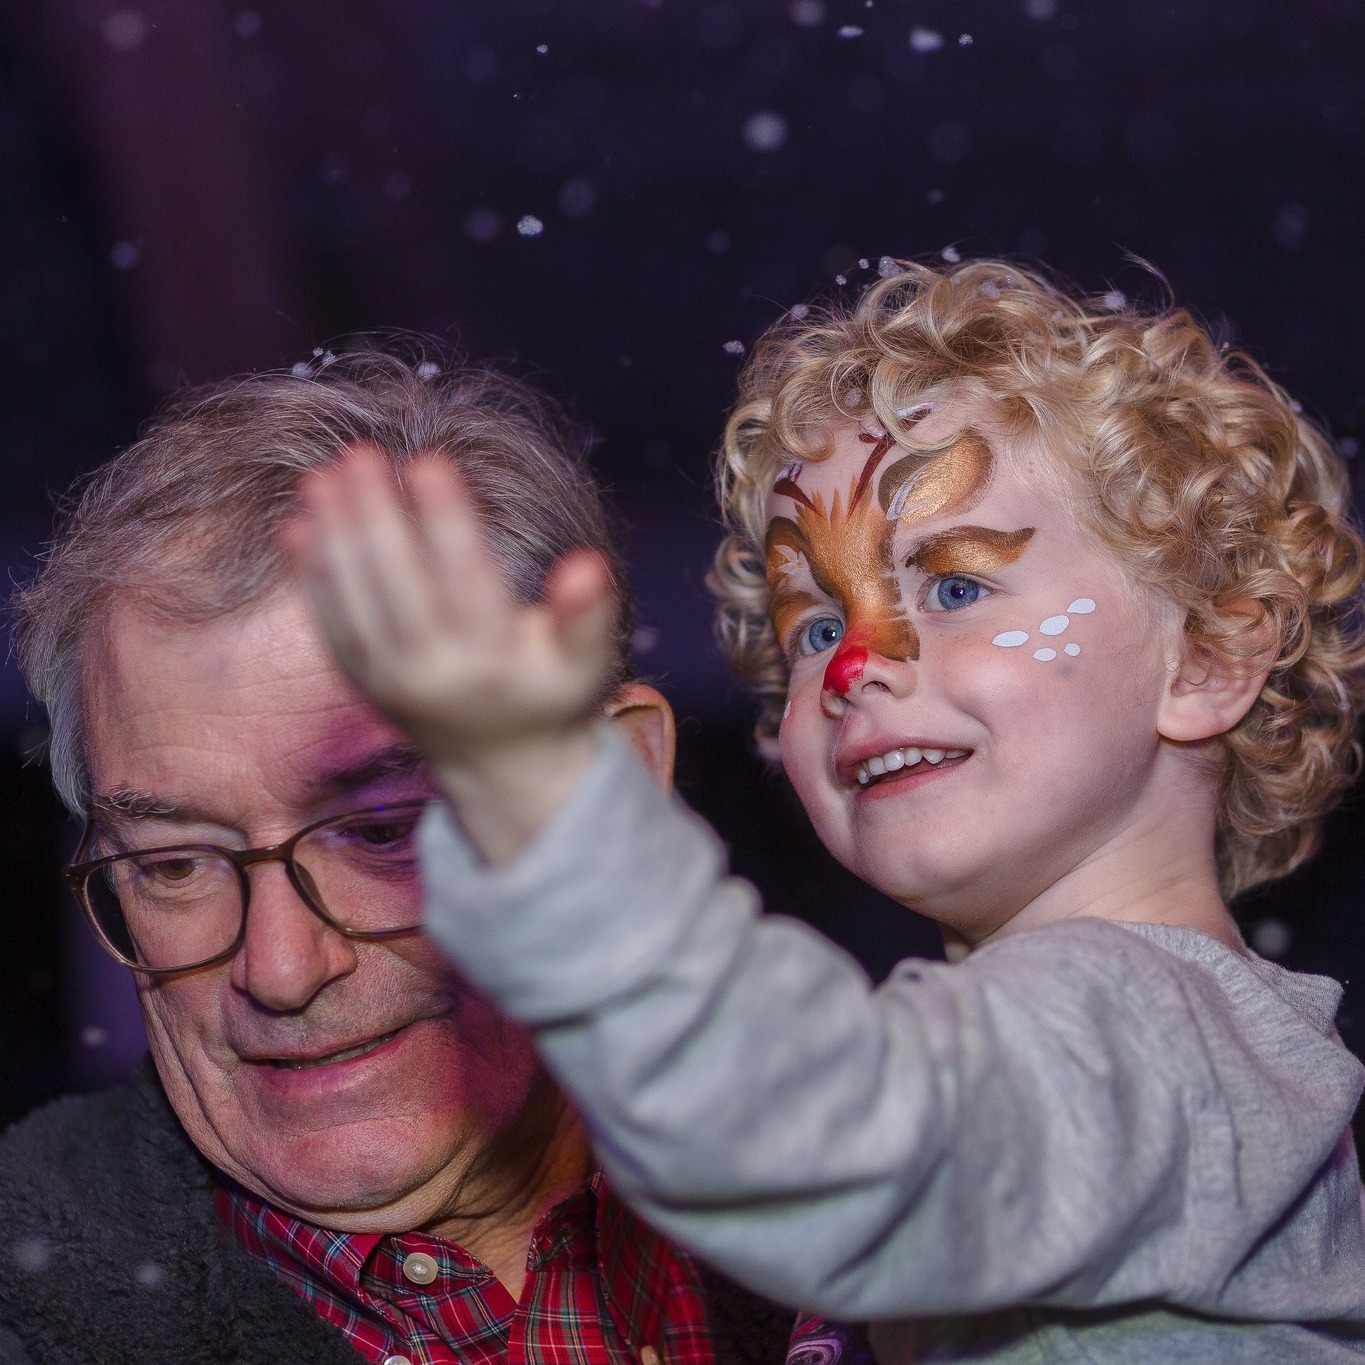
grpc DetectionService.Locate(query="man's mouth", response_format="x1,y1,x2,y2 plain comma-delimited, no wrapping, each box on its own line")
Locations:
266,1028,403,1070
855,746,968,787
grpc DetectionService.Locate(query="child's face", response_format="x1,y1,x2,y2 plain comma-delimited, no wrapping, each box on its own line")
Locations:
766,404,1183,943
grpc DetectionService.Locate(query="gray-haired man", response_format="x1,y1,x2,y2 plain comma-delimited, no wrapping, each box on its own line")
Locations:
0,352,794,1365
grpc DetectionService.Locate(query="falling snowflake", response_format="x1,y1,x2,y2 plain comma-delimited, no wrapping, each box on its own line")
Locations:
790,303,811,318
941,244,962,263
878,256,900,277
837,25,864,38
743,111,789,152
789,0,825,25
415,360,440,380
1101,289,1126,311
102,10,149,51
910,27,944,52
516,214,544,237
109,241,139,270
722,339,746,355
536,43,548,54
958,33,974,45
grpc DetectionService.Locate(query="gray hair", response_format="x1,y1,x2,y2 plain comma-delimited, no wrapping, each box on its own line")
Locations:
14,346,633,813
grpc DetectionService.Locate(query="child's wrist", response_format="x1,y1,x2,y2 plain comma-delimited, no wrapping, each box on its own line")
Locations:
432,724,602,867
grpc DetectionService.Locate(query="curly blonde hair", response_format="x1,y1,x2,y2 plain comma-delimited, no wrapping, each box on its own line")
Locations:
713,258,1365,898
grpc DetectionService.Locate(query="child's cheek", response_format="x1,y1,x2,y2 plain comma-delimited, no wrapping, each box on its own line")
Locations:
987,597,1096,666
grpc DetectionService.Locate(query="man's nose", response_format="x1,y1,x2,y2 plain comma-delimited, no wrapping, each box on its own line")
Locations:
229,862,358,1012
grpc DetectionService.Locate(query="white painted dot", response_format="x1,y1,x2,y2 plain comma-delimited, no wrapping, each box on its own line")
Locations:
1033,648,1057,661
1067,598,1095,614
1039,614,1069,635
992,630,1029,648
1064,643,1080,656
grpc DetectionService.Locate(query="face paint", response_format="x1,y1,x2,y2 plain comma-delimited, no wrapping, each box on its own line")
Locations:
822,626,871,696
993,596,1099,659
908,526,1036,578
765,432,914,672
766,428,1011,691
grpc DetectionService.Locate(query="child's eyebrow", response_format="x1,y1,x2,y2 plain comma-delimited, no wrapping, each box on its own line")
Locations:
769,584,823,649
906,525,1036,575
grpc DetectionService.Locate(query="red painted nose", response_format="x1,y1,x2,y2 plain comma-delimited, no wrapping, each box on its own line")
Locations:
822,640,868,696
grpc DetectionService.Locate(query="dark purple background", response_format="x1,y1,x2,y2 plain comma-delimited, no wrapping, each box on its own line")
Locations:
2,0,1363,1125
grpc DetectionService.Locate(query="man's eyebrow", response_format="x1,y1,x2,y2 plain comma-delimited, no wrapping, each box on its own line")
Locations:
310,742,429,797
93,789,187,823
89,743,430,828
906,525,1036,576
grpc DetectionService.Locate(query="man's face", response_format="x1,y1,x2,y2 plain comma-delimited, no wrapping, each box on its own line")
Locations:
767,406,1181,943
82,591,543,1230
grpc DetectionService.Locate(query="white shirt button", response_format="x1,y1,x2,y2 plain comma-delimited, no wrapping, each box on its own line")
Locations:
401,1251,439,1286
383,1356,413,1365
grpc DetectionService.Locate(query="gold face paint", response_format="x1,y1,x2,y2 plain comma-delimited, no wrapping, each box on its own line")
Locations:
766,427,1016,692
766,433,915,666
878,430,993,526
908,526,1036,577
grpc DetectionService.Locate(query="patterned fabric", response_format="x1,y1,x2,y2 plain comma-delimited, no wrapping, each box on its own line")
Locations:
218,1172,716,1365
785,1315,877,1365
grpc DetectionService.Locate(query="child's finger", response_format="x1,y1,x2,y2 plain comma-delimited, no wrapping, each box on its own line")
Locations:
544,550,618,684
405,454,511,630
322,447,448,648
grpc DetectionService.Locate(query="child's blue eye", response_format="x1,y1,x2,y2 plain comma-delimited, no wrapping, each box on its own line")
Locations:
932,576,986,610
800,617,845,655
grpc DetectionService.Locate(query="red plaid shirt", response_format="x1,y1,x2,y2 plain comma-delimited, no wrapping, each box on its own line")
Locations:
217,1173,715,1365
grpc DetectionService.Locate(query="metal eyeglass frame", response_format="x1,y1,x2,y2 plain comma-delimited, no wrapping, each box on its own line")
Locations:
62,800,432,974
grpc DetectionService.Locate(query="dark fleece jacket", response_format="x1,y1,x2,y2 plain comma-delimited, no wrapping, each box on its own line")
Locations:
0,1061,794,1365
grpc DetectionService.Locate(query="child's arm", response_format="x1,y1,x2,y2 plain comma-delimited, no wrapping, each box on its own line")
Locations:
289,446,617,864
292,452,1364,1324
413,735,1364,1322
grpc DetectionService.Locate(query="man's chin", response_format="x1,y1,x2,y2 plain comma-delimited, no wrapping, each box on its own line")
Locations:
224,1116,465,1228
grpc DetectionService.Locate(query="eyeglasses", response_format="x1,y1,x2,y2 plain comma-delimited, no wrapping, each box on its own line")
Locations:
63,802,431,974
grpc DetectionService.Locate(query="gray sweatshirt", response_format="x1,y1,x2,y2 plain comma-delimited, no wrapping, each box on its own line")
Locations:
419,732,1365,1362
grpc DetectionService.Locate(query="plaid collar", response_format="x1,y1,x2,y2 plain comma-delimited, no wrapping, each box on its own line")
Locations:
217,1171,714,1365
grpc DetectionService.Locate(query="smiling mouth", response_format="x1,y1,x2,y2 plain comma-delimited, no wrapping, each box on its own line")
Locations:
267,1028,402,1070
855,746,969,787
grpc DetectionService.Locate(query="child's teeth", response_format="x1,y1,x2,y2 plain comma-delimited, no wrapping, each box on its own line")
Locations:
855,746,967,787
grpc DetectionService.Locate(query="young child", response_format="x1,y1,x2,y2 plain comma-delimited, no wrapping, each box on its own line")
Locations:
292,260,1365,1361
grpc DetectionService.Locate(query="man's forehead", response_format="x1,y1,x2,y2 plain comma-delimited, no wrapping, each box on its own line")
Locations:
82,589,425,820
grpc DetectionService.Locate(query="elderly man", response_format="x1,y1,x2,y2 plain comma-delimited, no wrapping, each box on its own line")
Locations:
0,352,794,1365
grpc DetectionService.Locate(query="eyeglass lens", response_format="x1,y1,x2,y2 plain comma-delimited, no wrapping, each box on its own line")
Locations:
82,806,425,970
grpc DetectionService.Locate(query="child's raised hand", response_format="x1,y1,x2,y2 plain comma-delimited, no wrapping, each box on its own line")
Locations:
288,445,616,860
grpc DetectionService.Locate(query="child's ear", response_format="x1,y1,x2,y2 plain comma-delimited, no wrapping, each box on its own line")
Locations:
1157,606,1278,744
603,683,676,788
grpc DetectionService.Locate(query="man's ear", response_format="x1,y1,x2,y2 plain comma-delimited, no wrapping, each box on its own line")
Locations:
1157,608,1277,744
603,682,676,788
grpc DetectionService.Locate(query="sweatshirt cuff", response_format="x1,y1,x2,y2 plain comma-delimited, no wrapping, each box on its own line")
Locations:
418,726,731,1023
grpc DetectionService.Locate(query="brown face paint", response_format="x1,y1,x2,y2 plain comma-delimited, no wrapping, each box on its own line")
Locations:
765,432,915,669
765,426,1005,696
878,430,994,526
909,526,1036,577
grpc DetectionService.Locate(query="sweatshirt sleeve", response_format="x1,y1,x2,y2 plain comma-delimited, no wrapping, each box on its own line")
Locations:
418,730,1363,1320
